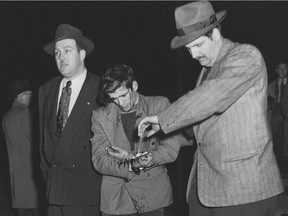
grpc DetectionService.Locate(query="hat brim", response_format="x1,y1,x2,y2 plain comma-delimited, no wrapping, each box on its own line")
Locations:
43,36,94,56
170,10,227,50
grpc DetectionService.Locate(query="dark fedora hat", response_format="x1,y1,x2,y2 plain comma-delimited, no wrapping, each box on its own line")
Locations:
170,1,226,50
44,23,94,55
9,80,32,99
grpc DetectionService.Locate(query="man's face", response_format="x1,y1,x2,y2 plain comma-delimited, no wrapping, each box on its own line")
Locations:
19,90,33,107
185,33,218,67
108,84,137,112
54,39,84,79
276,63,288,79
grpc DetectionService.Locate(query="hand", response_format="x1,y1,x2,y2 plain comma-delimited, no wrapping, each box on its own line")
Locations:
137,152,154,167
106,145,131,160
138,115,160,138
131,152,154,174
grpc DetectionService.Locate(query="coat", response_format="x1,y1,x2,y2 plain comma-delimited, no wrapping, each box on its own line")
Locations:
38,71,102,206
158,39,284,207
91,93,181,214
2,102,40,208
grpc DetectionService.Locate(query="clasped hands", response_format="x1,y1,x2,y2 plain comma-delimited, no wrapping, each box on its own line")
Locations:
106,114,160,174
106,145,154,174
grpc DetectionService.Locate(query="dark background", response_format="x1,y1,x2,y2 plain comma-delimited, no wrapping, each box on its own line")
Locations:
1,1,288,215
1,1,288,106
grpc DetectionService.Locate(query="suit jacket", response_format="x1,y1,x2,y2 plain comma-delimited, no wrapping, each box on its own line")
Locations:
281,81,288,117
158,39,284,207
91,93,181,214
268,78,287,101
38,71,102,205
2,102,40,208
268,78,287,114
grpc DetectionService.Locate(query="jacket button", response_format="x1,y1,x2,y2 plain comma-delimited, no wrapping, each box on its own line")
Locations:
53,164,56,168
72,164,75,168
146,173,150,177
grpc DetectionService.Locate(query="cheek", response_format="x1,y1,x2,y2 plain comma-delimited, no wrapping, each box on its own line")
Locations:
55,59,61,67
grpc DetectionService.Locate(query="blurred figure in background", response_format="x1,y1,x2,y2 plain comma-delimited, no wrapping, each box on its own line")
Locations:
2,80,44,216
268,62,288,172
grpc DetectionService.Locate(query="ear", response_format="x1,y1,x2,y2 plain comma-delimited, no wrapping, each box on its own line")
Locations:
132,81,138,91
80,49,86,61
212,28,220,41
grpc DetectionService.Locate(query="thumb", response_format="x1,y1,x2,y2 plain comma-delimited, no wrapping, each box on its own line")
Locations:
147,130,156,137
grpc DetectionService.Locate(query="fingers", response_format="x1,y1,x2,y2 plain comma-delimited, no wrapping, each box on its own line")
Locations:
111,146,122,151
146,130,157,137
139,154,153,167
106,145,120,154
138,119,148,137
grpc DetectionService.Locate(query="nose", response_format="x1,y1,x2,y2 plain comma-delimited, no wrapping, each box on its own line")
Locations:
189,47,197,59
56,52,65,61
59,52,64,60
118,98,125,106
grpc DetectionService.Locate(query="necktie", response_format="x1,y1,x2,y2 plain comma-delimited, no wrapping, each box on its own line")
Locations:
278,79,284,103
56,81,72,136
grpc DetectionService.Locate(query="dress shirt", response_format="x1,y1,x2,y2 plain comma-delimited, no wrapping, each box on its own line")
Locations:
57,69,87,116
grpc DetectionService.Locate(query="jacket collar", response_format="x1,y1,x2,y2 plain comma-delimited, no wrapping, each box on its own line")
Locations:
214,38,235,65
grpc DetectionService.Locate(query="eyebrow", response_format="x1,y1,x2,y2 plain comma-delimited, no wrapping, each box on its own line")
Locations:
110,91,128,99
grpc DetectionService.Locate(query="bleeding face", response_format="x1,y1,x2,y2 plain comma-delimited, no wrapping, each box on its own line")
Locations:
54,38,85,79
185,29,220,67
108,81,138,112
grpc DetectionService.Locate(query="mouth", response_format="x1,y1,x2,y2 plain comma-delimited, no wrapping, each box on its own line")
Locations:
60,63,67,69
197,57,205,61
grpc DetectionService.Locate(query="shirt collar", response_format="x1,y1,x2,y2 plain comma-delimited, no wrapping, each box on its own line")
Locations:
61,69,87,89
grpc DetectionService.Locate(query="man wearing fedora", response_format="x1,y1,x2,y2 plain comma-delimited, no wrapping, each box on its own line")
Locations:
138,1,284,216
39,24,102,216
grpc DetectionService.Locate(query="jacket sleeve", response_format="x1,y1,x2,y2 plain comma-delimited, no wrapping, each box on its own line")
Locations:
158,44,265,134
38,85,49,179
146,97,184,165
91,109,133,180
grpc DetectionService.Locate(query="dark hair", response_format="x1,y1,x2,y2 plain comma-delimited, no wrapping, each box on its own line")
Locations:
97,64,135,106
75,40,84,53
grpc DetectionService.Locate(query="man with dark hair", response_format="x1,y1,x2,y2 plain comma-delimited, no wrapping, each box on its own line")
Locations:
39,24,102,216
91,64,192,216
138,1,284,216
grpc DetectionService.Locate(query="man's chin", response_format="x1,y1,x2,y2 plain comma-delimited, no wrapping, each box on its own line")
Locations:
199,60,208,67
121,107,133,113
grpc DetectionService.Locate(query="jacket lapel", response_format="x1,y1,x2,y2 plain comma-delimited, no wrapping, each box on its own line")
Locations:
42,77,62,159
104,104,132,151
61,72,96,136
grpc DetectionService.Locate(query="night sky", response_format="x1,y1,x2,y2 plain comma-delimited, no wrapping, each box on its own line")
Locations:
1,1,288,111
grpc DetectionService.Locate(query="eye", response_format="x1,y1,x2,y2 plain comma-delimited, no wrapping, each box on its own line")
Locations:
54,50,60,57
64,49,71,54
